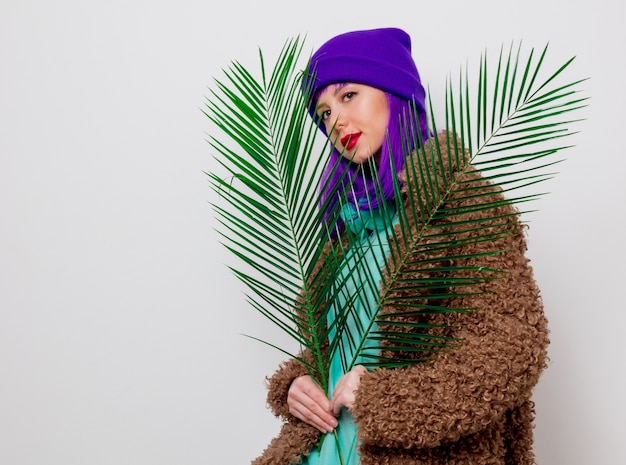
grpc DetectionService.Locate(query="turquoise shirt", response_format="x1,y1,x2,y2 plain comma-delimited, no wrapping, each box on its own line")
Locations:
302,200,398,465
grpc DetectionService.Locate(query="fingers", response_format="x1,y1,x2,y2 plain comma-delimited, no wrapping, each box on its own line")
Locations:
329,365,366,415
288,376,338,433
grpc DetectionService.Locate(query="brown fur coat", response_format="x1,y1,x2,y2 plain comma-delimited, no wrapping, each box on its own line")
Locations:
251,131,549,465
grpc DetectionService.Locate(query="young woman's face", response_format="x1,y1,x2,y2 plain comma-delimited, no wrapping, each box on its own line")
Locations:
315,83,389,164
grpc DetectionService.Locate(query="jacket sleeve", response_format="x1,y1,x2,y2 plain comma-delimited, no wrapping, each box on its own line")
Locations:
264,356,310,419
351,199,550,450
252,353,323,465
251,420,321,465
353,237,548,448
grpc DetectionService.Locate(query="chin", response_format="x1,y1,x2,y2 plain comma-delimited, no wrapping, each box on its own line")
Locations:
345,156,369,165
346,152,374,165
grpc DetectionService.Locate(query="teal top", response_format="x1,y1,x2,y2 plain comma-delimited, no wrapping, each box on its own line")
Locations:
302,200,398,465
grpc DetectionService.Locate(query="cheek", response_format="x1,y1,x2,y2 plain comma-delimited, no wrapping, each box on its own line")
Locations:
370,97,389,147
373,114,389,147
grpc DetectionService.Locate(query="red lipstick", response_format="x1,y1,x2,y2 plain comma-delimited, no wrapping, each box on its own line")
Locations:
340,133,361,151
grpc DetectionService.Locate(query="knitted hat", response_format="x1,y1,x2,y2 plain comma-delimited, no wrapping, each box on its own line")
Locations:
304,27,426,119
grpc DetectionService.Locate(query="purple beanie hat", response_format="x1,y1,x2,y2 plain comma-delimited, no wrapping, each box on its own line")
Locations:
304,27,426,119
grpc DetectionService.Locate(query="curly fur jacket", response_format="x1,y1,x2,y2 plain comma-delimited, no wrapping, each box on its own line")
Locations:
251,131,550,465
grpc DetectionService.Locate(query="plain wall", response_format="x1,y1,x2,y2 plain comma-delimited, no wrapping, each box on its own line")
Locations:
1,1,624,464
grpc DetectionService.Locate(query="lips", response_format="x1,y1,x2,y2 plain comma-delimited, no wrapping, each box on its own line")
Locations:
340,132,361,151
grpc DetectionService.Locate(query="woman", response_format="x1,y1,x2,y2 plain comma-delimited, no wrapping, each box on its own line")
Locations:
252,27,549,465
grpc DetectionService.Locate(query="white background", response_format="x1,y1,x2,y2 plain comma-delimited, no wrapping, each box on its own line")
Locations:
1,1,624,464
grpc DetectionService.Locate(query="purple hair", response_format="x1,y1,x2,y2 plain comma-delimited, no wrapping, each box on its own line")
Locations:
318,92,430,234
303,29,429,234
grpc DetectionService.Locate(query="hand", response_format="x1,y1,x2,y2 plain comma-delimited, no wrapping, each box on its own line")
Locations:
288,375,338,433
329,365,366,415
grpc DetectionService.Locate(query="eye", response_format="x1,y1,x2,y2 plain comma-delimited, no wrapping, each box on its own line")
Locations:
343,91,356,101
318,109,331,121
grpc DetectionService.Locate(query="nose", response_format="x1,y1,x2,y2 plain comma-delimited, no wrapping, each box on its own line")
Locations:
333,111,346,132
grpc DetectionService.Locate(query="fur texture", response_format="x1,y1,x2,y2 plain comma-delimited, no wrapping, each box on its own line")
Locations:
251,131,549,465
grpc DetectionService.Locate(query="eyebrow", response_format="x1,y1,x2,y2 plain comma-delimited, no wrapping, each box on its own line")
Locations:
316,82,349,110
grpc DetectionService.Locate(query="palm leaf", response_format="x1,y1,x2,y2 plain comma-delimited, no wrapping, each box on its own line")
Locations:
332,41,586,371
204,37,348,393
344,42,587,370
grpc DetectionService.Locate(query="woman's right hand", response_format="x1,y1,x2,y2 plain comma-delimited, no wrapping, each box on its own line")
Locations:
287,375,338,433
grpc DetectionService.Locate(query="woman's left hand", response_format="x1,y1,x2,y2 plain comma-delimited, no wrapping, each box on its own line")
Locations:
329,365,366,415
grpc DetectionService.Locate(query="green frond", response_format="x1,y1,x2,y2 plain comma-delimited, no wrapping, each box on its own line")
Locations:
205,36,342,390
332,40,588,370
